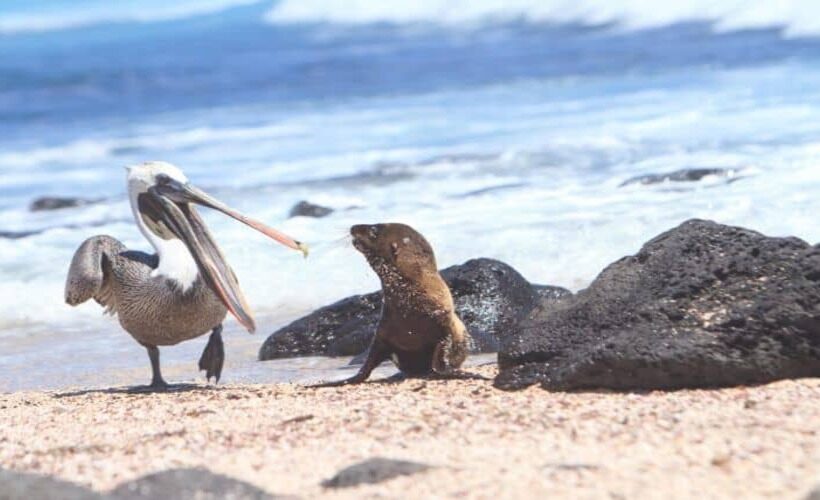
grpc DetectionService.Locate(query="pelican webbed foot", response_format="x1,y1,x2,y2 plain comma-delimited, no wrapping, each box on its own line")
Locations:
199,324,224,383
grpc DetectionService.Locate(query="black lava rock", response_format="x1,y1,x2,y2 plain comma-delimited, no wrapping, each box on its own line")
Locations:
262,293,383,359
496,219,820,391
109,468,278,499
0,467,279,500
321,458,431,488
619,168,740,187
288,200,334,218
29,196,102,212
0,468,101,500
259,258,570,360
444,258,569,352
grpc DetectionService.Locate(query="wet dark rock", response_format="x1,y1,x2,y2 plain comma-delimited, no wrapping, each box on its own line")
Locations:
496,219,820,391
109,146,145,156
619,168,740,187
0,219,131,240
533,284,573,302
444,259,570,352
109,468,277,499
418,152,498,166
321,458,432,488
288,200,334,218
0,468,101,500
259,258,570,360
291,167,413,189
454,182,527,198
30,196,103,212
0,229,41,239
262,293,382,360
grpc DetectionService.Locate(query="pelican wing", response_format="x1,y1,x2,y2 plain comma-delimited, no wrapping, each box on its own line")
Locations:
65,235,126,315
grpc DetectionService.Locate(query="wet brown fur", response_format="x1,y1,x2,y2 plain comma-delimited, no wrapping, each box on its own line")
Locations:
318,223,469,385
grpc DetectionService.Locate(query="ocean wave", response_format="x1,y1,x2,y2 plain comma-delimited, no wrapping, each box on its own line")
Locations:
6,1,820,37
265,0,820,37
0,0,261,35
0,123,303,170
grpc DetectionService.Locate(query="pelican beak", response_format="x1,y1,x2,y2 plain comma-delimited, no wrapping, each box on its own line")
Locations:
158,179,308,257
143,179,307,333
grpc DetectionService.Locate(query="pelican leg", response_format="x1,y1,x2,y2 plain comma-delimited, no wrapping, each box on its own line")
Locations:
146,345,169,390
127,344,170,392
198,324,224,383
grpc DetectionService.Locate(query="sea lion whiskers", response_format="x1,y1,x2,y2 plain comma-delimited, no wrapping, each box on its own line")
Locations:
325,230,354,249
291,232,356,262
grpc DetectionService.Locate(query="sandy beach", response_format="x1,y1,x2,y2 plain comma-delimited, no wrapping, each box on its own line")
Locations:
4,2,820,499
2,365,819,499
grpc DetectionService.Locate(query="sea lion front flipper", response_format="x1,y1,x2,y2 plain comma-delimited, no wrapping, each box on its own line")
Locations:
431,338,469,374
431,338,449,374
309,336,392,388
431,314,468,374
431,325,485,380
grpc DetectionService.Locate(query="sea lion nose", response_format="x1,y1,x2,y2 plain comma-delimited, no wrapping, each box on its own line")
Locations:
350,224,371,239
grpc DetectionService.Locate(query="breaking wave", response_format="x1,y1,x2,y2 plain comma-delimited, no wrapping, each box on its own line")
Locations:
0,0,260,34
266,0,820,37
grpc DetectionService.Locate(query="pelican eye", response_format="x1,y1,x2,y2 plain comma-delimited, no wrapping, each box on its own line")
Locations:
155,173,172,185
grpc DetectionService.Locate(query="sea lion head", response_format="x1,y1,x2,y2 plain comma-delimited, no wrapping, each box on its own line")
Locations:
350,223,438,281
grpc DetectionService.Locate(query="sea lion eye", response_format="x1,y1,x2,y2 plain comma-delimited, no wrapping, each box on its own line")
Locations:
390,241,400,257
368,226,379,240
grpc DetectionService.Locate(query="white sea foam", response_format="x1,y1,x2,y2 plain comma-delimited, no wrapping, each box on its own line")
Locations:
0,123,306,173
266,0,820,37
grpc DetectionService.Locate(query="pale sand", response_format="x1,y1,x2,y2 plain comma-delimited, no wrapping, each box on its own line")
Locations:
1,366,819,499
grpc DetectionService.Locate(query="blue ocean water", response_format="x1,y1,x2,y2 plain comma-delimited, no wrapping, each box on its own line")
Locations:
1,0,820,390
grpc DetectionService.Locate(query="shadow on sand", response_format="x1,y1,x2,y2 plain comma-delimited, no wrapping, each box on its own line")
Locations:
306,369,491,389
53,383,217,399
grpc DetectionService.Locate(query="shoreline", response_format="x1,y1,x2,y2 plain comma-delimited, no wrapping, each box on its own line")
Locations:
0,311,330,393
2,366,819,498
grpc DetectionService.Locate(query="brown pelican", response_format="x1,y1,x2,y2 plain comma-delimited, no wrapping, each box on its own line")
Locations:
65,161,307,390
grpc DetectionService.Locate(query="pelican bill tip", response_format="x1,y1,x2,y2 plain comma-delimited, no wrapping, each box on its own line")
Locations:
297,241,309,258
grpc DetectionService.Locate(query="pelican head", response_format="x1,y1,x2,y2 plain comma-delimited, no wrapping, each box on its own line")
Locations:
126,161,307,332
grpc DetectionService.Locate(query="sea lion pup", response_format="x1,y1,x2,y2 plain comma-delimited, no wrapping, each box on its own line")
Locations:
314,223,471,386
